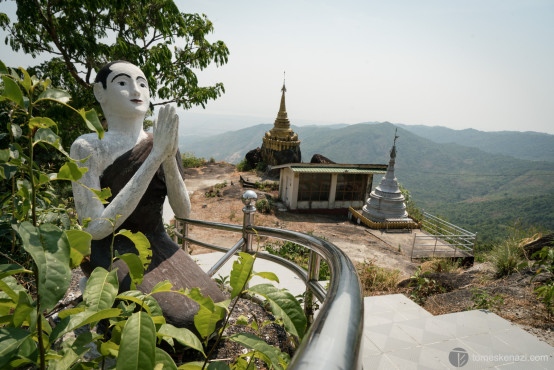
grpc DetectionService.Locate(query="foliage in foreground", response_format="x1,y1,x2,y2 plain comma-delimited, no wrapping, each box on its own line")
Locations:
0,63,305,369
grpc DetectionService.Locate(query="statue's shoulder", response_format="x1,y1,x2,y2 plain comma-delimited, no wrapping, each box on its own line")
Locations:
70,133,102,159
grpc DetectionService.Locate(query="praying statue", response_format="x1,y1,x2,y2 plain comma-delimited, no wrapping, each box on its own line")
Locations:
70,60,225,330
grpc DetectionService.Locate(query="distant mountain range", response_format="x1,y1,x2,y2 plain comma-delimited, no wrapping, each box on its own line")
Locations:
180,122,554,245
396,124,554,163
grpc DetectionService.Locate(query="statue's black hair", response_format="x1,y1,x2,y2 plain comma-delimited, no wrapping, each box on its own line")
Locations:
94,60,133,89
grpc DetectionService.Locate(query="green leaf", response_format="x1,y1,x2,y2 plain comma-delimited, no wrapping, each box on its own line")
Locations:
117,290,163,317
33,127,69,156
90,187,112,204
154,347,178,370
178,362,204,370
49,331,100,370
100,340,120,357
253,271,280,283
0,327,31,368
1,75,24,108
58,305,86,319
247,284,306,340
0,149,8,162
12,291,34,327
186,287,215,311
57,162,89,182
0,60,7,74
116,312,156,370
227,332,285,370
18,67,31,93
183,288,226,340
17,222,72,312
207,362,231,370
117,253,145,289
65,229,92,268
77,108,104,139
0,264,32,280
230,252,254,299
36,88,71,104
29,117,58,130
194,305,226,341
83,267,119,311
117,230,152,270
0,163,18,180
235,315,249,326
13,336,38,366
0,278,21,303
151,280,173,294
50,308,122,342
157,323,205,356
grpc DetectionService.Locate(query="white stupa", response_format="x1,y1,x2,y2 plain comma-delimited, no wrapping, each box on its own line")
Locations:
362,130,411,223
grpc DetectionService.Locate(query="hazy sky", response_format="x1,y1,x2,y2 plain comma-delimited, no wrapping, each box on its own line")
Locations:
2,1,553,134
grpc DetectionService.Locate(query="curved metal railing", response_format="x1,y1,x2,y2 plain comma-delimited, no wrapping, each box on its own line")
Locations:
174,191,363,369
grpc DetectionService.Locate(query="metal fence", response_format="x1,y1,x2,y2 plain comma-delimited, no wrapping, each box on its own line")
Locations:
410,211,476,260
174,190,363,370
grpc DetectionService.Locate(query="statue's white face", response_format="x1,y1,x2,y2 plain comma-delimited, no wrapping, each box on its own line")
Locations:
100,63,150,117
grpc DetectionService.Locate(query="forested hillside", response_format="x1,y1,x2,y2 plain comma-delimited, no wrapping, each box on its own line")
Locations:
397,124,554,163
180,122,554,245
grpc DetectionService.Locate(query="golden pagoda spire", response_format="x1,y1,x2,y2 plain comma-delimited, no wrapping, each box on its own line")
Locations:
278,71,288,120
260,72,302,166
270,72,291,137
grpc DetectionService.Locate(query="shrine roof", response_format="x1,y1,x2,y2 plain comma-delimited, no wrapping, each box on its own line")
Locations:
271,163,387,174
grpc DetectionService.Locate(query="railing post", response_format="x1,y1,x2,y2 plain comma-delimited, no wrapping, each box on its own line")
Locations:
304,251,321,326
411,233,416,261
241,190,258,253
182,222,189,254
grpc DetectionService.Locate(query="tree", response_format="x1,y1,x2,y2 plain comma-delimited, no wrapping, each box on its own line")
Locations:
0,0,229,110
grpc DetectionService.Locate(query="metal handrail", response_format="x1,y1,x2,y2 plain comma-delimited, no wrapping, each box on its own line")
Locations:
175,191,363,370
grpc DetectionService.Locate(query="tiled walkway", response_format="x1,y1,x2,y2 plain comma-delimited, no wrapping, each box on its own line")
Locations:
362,294,554,369
194,253,554,369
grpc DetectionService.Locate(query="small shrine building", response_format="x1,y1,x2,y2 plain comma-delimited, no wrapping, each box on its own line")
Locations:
272,163,387,212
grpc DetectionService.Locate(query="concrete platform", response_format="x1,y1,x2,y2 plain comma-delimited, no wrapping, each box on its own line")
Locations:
194,253,554,369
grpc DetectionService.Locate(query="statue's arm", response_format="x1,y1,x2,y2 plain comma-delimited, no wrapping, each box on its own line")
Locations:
161,108,190,218
71,138,168,239
71,106,179,240
163,153,191,219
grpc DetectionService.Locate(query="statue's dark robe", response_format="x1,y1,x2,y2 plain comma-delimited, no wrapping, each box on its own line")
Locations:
81,134,225,331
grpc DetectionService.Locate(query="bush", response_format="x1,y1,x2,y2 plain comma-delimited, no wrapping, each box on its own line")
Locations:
255,161,267,172
356,260,400,295
236,158,252,172
408,266,445,305
182,151,207,168
255,198,273,214
489,238,526,277
421,258,461,274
